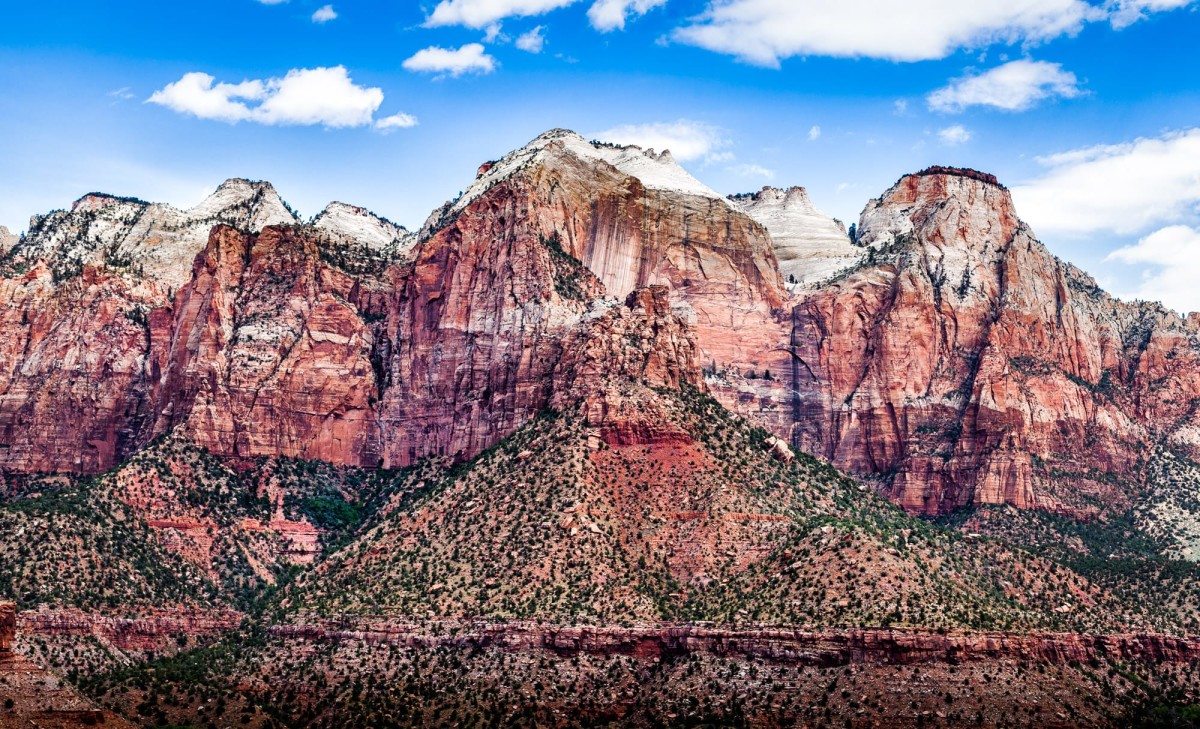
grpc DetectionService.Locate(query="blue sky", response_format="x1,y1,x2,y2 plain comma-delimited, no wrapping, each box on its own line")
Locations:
3,0,1200,309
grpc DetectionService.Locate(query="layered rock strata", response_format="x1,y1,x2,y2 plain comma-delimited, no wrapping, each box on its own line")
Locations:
790,168,1200,515
270,619,1200,668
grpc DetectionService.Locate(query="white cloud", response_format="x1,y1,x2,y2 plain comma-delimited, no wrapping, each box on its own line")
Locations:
483,23,507,41
1105,225,1200,313
1011,128,1200,236
516,25,546,52
147,67,416,130
937,125,972,145
672,0,1101,67
148,74,266,123
426,0,577,28
402,44,498,77
587,0,668,31
591,120,730,162
894,99,909,115
1109,0,1195,28
375,113,419,131
928,59,1081,112
312,4,337,22
807,125,821,141
108,87,135,101
729,163,775,179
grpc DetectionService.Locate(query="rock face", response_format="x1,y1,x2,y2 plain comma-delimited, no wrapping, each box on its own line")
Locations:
788,168,1200,515
17,607,243,652
0,602,13,652
7,137,1200,523
0,264,166,472
732,186,860,289
423,129,796,442
153,225,385,466
551,286,706,445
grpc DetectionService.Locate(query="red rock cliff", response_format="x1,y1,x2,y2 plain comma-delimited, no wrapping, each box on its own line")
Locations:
788,171,1200,515
0,602,14,652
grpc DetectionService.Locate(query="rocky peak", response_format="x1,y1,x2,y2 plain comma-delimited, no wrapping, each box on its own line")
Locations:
187,178,299,230
435,128,726,232
788,165,1200,516
70,192,149,214
858,169,1019,253
7,178,301,289
731,185,859,289
0,226,17,256
312,201,415,256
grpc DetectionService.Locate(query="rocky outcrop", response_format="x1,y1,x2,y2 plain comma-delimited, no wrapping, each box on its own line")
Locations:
17,607,243,652
269,618,1200,668
731,186,860,289
0,226,16,257
0,602,13,652
551,286,706,445
0,130,790,475
8,133,1200,524
788,168,1200,515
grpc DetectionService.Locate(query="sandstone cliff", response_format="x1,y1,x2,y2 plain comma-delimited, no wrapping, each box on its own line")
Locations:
6,137,1200,525
789,167,1200,515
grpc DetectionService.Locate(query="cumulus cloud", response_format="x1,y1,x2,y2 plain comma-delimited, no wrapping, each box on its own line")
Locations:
1105,225,1200,313
808,125,821,141
516,26,546,52
928,59,1081,112
672,0,1101,66
403,44,497,77
1011,128,1200,236
426,0,577,28
587,0,668,31
312,4,337,22
937,125,972,145
591,119,730,162
147,67,416,130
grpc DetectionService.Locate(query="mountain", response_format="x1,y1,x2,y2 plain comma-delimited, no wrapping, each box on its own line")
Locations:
791,167,1200,519
731,185,861,289
6,131,1200,727
311,201,416,256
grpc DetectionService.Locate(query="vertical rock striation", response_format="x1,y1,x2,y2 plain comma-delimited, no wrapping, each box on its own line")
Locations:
788,168,1200,515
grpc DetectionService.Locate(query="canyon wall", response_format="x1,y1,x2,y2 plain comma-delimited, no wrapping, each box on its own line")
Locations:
789,168,1200,515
